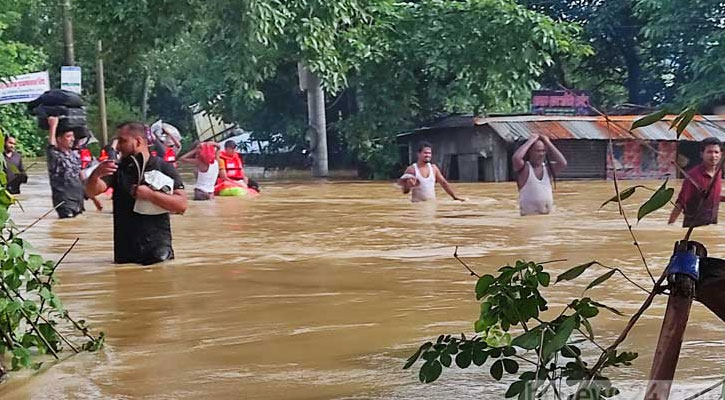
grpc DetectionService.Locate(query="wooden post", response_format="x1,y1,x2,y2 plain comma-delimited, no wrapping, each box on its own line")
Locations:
96,40,108,146
645,241,705,400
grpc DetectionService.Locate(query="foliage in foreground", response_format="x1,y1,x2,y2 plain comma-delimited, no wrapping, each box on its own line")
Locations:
0,134,104,377
404,260,638,399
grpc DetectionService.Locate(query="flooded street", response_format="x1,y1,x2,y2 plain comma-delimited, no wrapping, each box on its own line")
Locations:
1,169,724,399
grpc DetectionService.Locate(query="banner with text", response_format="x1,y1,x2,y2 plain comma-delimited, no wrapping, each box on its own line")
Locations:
0,71,50,105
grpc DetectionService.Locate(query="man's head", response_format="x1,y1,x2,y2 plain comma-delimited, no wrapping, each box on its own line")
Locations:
417,141,432,163
224,140,237,155
115,121,149,158
701,137,722,169
527,139,547,166
5,136,16,153
55,128,75,151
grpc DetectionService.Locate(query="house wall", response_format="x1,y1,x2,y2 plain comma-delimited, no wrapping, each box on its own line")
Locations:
606,140,677,180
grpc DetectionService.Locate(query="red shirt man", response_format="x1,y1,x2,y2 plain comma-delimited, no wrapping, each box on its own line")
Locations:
669,137,724,227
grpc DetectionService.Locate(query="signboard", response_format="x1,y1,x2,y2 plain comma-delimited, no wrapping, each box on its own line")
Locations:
61,66,82,94
0,71,50,105
531,90,591,116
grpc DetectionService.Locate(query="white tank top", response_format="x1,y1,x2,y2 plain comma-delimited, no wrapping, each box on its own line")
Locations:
412,163,436,202
196,160,219,193
518,161,554,215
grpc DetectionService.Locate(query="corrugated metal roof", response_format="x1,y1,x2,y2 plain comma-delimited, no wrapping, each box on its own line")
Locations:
401,115,725,142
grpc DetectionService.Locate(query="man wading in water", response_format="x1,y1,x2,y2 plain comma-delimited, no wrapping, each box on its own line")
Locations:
85,122,187,265
513,134,567,216
47,116,85,218
668,137,724,227
399,142,464,202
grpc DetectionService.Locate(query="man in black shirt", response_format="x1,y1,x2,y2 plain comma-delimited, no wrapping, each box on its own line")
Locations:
4,136,27,194
47,117,84,218
85,122,187,265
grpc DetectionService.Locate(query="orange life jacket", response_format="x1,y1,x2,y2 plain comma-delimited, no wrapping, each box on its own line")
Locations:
219,151,244,180
80,148,92,169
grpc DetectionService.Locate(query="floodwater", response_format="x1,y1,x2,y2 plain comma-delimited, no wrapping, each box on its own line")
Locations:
1,169,724,400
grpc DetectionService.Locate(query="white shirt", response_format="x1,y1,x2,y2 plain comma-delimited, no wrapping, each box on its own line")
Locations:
518,161,554,215
412,163,436,202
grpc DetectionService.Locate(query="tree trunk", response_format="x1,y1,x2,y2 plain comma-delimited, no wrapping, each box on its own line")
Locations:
61,0,75,66
141,71,151,121
299,64,328,177
96,40,108,146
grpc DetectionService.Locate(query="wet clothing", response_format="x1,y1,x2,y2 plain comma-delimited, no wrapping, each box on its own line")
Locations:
103,154,184,265
4,151,26,194
518,161,554,216
676,164,722,228
411,163,436,202
195,160,218,198
46,145,84,218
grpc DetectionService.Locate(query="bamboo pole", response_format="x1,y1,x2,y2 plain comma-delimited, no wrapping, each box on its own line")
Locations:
645,240,704,400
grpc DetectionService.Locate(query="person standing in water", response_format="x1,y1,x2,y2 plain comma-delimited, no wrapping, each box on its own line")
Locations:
4,135,27,194
399,142,464,202
179,141,220,201
668,137,724,227
513,134,567,216
47,116,85,218
85,122,187,265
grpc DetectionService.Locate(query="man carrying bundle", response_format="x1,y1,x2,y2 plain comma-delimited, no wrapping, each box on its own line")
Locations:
47,117,84,218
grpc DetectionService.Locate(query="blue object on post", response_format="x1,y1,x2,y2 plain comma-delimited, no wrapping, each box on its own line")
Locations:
666,251,700,281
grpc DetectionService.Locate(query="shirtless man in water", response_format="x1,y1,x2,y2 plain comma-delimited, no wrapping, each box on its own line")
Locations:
399,142,464,202
513,134,567,216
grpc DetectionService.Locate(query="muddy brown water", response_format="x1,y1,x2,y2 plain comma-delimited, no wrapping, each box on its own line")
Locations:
1,169,723,399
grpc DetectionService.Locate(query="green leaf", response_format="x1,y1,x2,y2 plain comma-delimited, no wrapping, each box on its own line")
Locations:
541,315,577,359
404,342,431,369
536,272,550,287
440,352,452,367
556,262,596,283
591,301,624,316
675,106,696,138
420,360,443,383
506,380,526,398
503,358,519,374
7,243,22,259
455,349,472,368
581,318,595,341
475,274,495,300
511,325,544,350
585,270,617,291
631,109,667,130
472,346,488,366
27,254,43,271
599,185,646,208
490,359,504,380
561,345,581,358
637,179,674,223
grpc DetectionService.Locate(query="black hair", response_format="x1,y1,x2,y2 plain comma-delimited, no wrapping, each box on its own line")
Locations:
4,135,14,143
701,137,722,151
417,141,432,153
224,140,236,149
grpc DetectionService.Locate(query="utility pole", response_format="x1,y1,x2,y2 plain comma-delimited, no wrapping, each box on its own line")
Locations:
96,41,108,146
298,63,329,178
61,0,75,66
